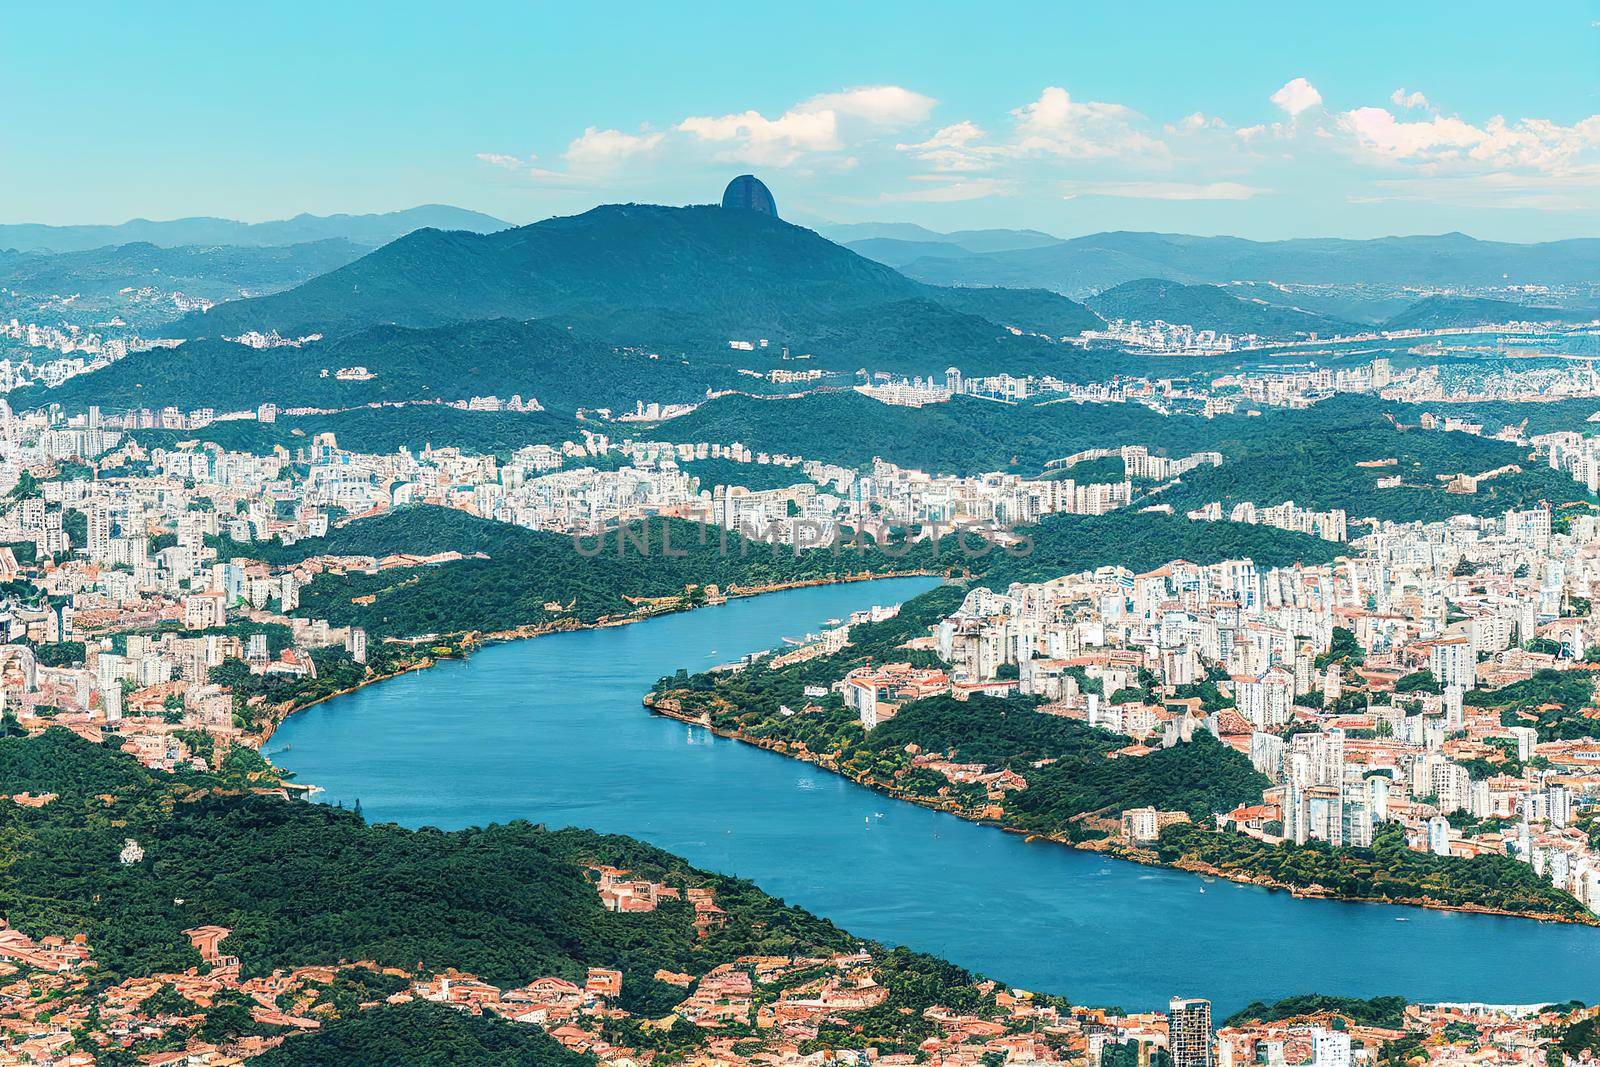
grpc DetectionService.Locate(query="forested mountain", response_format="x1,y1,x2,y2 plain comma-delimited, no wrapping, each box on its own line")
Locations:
0,205,509,253
130,405,585,457
1087,278,1355,338
0,728,999,1060
1382,295,1598,330
881,231,1600,296
0,240,369,302
178,204,1101,375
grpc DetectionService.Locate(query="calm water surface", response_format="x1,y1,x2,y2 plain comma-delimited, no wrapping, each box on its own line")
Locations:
273,578,1600,1015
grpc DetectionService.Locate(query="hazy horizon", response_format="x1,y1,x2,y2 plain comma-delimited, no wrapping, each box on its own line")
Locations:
2,198,1596,248
5,1,1597,243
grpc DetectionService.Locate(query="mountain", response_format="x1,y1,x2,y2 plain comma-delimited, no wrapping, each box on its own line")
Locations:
1382,296,1599,331
840,237,982,269
1220,281,1417,326
820,222,1061,253
0,239,369,301
178,204,1100,376
0,205,509,253
891,231,1600,296
929,285,1102,337
25,318,741,415
1087,278,1356,338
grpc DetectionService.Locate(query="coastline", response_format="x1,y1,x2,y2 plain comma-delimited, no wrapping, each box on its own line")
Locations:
641,693,1598,928
254,569,941,745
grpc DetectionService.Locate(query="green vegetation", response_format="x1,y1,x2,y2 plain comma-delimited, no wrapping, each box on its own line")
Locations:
1383,296,1593,331
1224,994,1408,1029
1157,421,1587,524
273,505,1334,640
655,588,1268,842
1087,278,1355,339
1546,1012,1600,1067
132,405,586,458
184,204,1096,381
1465,669,1598,741
991,511,1340,585
36,319,747,415
290,512,946,638
1008,733,1268,839
1156,822,1587,919
252,1002,595,1066
0,729,989,1056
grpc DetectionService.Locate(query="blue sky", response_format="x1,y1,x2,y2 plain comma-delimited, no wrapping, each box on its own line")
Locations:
4,1,1598,240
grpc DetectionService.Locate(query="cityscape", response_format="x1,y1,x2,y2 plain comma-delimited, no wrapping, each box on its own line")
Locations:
3,3,1600,1065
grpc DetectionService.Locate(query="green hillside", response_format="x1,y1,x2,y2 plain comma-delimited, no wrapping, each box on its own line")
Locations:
1087,278,1355,338
0,728,992,1059
1383,296,1596,330
29,318,738,414
0,240,367,302
179,204,1098,377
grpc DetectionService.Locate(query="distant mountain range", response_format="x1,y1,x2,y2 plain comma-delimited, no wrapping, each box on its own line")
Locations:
0,205,509,253
1086,278,1357,338
819,222,1062,255
181,204,1102,371
847,230,1600,298
14,203,1598,416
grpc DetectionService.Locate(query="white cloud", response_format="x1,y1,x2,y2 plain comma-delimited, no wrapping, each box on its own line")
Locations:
1270,77,1323,118
475,152,531,171
1337,107,1600,172
1389,88,1430,110
677,108,839,166
677,84,932,167
1338,107,1484,158
1060,180,1272,201
1166,111,1228,134
798,85,936,126
1008,86,1164,159
896,121,1000,172
563,127,664,169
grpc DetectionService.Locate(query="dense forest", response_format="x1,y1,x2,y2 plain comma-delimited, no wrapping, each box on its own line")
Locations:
251,1002,595,1066
1156,419,1588,523
252,1004,592,1062
1155,822,1588,919
648,390,1600,489
31,319,752,415
1223,994,1408,1029
134,405,586,458
0,729,998,1057
275,505,1336,640
289,513,949,638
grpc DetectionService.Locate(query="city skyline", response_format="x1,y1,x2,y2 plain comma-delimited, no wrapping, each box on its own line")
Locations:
4,1,1598,242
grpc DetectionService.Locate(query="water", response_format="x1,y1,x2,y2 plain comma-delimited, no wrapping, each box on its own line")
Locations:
273,577,1600,1015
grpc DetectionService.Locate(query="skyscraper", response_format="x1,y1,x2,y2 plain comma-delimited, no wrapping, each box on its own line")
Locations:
1169,997,1213,1067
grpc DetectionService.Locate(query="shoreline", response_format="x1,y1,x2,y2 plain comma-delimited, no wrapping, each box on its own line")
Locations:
255,569,942,745
641,694,1597,928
